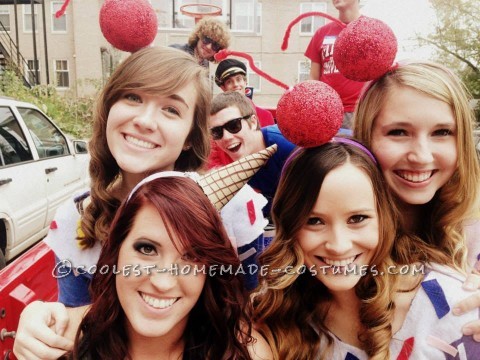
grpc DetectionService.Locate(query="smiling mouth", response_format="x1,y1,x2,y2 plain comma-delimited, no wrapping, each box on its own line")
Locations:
395,170,435,183
140,293,178,309
226,143,241,153
125,135,156,149
316,254,360,268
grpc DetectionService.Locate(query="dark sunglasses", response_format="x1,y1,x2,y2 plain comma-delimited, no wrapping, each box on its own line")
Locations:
210,114,252,140
202,36,222,52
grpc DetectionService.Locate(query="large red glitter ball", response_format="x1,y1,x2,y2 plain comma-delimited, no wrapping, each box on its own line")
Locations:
333,16,397,82
276,81,343,148
99,0,158,53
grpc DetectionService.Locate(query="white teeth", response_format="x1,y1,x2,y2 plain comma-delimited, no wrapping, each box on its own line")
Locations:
397,171,432,183
125,135,156,149
227,143,240,150
322,256,356,267
141,293,177,309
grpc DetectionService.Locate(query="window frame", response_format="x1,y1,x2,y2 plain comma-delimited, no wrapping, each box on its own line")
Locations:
51,1,67,33
246,60,261,93
298,59,311,83
299,2,327,36
22,4,39,33
0,5,11,32
25,59,40,84
54,59,69,89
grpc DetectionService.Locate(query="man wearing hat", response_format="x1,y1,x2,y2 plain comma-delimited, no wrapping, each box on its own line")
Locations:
215,59,275,127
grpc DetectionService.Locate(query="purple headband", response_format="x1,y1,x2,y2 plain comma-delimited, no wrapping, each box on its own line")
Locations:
281,137,377,178
330,137,377,164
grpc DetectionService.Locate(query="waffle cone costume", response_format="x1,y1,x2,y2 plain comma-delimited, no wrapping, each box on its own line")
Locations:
197,144,278,210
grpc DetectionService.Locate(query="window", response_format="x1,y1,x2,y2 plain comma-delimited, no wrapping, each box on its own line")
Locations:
51,1,67,32
231,0,255,32
151,0,173,28
151,0,262,32
26,60,40,84
298,59,311,83
300,2,327,35
246,61,261,92
23,4,39,33
0,5,10,32
54,60,69,88
0,107,33,166
255,2,262,34
18,108,69,159
152,0,226,29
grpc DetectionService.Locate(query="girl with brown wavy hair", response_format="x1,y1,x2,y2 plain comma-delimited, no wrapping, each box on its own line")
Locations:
62,174,271,360
253,140,480,359
13,45,212,360
353,61,480,339
53,45,211,307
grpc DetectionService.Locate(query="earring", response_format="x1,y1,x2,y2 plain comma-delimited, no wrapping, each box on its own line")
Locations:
183,145,191,151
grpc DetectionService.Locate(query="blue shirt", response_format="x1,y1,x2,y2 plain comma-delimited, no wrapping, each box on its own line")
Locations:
248,125,296,219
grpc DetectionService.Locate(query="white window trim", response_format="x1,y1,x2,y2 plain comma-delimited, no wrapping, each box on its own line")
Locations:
255,2,262,35
246,60,261,93
54,59,69,89
230,0,263,35
51,1,67,33
22,4,39,33
25,60,40,83
297,59,311,83
299,2,327,36
0,6,11,32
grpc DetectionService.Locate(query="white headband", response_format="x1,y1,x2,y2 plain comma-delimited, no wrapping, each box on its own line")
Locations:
126,171,200,203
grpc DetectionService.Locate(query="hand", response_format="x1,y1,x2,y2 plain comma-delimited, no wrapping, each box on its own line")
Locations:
452,272,480,342
13,301,74,360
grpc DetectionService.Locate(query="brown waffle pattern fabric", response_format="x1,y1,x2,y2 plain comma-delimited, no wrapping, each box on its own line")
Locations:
197,144,278,210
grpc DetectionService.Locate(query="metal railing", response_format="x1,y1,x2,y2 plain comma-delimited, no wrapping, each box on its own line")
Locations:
0,20,37,87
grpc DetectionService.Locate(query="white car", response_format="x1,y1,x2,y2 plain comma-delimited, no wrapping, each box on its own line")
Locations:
0,97,90,268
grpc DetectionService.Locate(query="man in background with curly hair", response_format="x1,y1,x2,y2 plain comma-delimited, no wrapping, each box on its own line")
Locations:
171,17,230,68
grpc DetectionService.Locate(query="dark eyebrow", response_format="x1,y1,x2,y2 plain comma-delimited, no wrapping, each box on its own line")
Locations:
168,94,189,109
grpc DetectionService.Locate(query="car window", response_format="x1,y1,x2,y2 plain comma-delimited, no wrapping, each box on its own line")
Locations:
0,107,33,167
17,107,69,159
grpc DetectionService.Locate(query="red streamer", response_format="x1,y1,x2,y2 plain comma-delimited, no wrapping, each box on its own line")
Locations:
55,0,71,19
215,49,289,90
281,12,345,51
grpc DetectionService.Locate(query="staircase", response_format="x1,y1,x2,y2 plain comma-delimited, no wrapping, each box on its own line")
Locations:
0,20,37,88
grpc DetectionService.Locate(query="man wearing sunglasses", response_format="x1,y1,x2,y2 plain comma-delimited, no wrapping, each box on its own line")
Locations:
171,17,230,68
208,91,295,215
208,91,295,291
215,58,275,127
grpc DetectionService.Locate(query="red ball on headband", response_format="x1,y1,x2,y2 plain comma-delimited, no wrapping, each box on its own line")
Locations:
276,81,343,148
333,17,397,82
99,0,158,53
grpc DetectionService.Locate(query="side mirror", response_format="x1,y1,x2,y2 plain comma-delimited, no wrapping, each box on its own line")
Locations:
73,140,88,154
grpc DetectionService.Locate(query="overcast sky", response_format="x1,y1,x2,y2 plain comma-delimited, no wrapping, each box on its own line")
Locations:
361,0,437,60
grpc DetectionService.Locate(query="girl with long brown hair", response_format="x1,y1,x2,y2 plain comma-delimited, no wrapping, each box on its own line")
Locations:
253,140,480,359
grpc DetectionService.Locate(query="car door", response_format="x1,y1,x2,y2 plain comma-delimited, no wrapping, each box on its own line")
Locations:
0,106,49,258
16,107,90,229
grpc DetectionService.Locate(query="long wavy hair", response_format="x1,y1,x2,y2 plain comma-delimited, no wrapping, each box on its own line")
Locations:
81,46,211,248
353,60,480,269
253,142,403,360
72,177,252,359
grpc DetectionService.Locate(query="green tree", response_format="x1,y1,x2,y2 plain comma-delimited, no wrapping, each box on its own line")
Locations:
418,0,479,120
0,69,95,139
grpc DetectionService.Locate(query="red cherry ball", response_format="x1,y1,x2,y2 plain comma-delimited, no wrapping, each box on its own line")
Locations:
276,81,343,148
99,0,158,53
333,16,397,82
